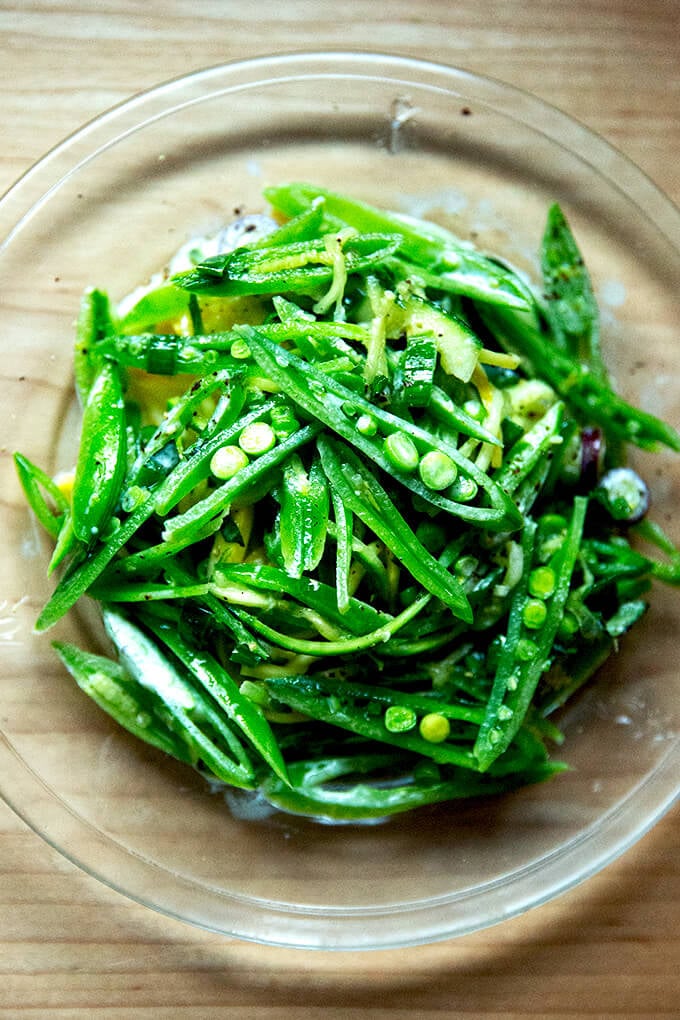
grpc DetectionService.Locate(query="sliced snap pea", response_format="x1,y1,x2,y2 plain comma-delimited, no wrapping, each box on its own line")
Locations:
172,232,401,297
263,674,478,768
140,613,288,783
317,436,473,622
35,495,156,632
74,288,116,401
263,183,532,310
102,608,255,788
474,496,588,770
493,401,564,496
239,326,521,531
259,756,560,820
279,454,329,578
213,563,391,635
541,203,607,382
118,283,191,335
329,477,354,615
71,358,127,543
153,397,278,515
161,423,322,548
53,640,195,764
14,453,69,540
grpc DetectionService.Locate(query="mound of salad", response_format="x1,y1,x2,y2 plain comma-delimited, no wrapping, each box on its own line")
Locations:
15,182,680,820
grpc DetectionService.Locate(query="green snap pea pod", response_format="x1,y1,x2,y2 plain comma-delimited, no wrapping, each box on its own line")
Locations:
70,358,128,543
102,608,255,788
263,674,477,769
239,326,521,532
329,475,353,615
318,436,473,622
276,674,487,723
473,520,537,767
95,331,237,376
250,200,328,249
74,288,116,401
88,579,212,602
474,495,588,770
47,512,81,577
266,671,550,778
139,613,288,783
13,453,69,540
172,232,401,297
541,203,607,381
112,517,228,578
259,756,560,820
507,458,555,525
492,401,564,496
101,517,225,583
53,640,196,764
231,588,433,656
263,183,532,310
161,423,322,548
214,565,391,635
279,454,329,578
481,304,680,452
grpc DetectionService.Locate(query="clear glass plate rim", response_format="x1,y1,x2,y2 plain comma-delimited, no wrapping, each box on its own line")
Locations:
2,50,680,249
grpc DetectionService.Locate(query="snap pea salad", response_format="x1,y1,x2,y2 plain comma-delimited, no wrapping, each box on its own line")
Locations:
15,182,680,821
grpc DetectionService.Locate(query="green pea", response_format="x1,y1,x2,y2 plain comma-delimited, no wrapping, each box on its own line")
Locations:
270,404,300,439
383,431,419,472
523,597,548,629
449,475,478,502
384,705,417,733
356,413,378,436
538,513,567,535
516,637,538,662
210,445,249,480
230,337,252,360
528,565,556,599
419,712,451,743
418,450,458,491
239,421,277,456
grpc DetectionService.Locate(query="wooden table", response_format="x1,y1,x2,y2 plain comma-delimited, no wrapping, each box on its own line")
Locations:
1,2,678,1015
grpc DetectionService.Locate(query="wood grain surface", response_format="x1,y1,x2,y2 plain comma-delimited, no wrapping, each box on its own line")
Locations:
1,1,679,1016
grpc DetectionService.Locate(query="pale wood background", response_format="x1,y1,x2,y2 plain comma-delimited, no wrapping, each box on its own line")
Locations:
1,1,679,1016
